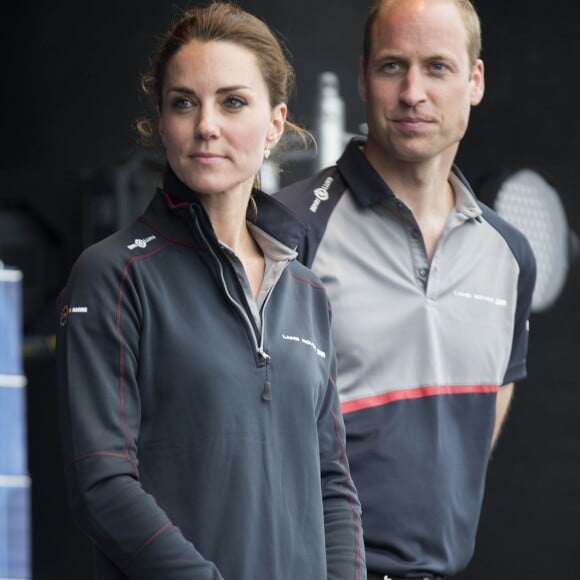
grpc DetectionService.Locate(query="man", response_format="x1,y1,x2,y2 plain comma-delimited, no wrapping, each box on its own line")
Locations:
275,1,536,578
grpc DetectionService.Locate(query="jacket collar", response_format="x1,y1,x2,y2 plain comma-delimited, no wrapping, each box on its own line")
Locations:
157,164,309,251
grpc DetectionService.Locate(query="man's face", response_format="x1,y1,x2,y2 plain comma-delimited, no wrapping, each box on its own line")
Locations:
360,0,484,170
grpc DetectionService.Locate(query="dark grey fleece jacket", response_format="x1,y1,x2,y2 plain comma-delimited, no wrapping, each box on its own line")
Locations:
56,169,365,580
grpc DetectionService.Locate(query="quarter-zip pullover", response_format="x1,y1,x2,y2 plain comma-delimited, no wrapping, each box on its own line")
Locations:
56,167,365,580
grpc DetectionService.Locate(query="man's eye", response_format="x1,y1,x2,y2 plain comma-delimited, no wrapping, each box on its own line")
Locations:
379,62,403,74
431,63,449,73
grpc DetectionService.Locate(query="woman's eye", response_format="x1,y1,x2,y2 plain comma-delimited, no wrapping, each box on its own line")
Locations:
172,97,194,110
224,96,247,109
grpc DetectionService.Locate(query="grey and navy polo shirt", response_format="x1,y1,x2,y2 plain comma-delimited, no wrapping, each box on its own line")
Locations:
275,138,536,577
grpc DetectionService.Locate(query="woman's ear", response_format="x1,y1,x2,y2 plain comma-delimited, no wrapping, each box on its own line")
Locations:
268,102,288,148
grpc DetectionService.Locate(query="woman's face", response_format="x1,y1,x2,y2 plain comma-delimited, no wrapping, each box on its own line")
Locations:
159,40,286,200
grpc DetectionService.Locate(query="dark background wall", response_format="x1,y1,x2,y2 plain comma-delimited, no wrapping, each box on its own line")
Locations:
2,1,578,578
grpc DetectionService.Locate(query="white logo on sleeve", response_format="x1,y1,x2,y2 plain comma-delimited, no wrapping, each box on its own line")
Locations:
127,235,156,250
60,305,88,326
309,177,333,213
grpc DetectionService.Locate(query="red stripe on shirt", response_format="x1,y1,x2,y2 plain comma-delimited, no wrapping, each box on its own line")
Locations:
341,384,499,414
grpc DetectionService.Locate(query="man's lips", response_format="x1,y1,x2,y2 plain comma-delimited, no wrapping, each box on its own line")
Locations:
393,116,434,130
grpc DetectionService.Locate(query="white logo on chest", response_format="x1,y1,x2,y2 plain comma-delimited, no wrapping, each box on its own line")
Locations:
282,334,326,358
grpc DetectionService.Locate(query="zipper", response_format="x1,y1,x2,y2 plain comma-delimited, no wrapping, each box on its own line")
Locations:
190,207,274,401
257,347,272,401
257,279,276,401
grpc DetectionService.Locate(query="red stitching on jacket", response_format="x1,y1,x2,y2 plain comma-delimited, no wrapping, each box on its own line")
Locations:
70,450,135,469
329,374,363,580
116,242,172,475
122,522,172,568
137,216,205,250
289,270,325,289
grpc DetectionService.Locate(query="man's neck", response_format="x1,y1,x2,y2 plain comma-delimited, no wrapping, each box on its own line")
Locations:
363,145,457,260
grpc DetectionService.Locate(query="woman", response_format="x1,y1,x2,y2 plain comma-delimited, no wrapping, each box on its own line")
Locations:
56,3,365,579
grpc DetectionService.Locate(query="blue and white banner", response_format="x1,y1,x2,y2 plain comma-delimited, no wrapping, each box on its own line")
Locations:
0,268,30,579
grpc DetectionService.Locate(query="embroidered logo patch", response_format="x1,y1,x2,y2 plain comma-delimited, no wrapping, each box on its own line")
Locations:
60,305,88,326
309,177,333,213
127,235,156,250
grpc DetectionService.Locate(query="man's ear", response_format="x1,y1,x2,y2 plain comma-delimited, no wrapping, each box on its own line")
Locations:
470,59,485,106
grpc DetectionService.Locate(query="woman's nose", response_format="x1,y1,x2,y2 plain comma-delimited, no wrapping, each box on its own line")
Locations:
195,106,220,139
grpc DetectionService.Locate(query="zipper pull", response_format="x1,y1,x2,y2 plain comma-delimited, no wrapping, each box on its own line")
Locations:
258,348,272,402
262,380,272,402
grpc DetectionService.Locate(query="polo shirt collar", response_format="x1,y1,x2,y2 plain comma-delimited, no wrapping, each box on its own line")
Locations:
337,137,482,220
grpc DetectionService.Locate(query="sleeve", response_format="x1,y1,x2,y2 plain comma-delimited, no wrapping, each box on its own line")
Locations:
56,245,222,580
274,166,346,269
503,231,537,385
477,202,537,385
316,334,366,580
